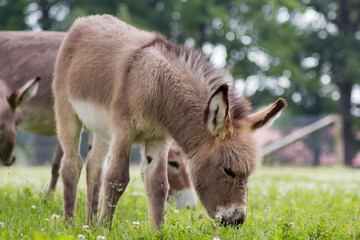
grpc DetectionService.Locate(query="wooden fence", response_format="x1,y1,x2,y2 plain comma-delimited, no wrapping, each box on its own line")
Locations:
262,114,345,164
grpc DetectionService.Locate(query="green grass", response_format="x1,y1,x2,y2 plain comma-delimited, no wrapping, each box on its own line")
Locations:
0,166,359,239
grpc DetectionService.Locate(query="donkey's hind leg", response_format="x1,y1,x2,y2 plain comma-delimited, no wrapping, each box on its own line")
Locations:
55,98,83,221
143,139,171,229
85,135,109,224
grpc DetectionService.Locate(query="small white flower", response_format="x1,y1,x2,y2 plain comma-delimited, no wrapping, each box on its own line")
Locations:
213,237,221,240
41,228,45,232
288,222,295,228
97,235,106,240
78,234,85,240
186,226,192,232
51,214,59,221
31,205,36,209
45,218,49,222
82,225,89,231
132,221,140,226
0,222,4,228
174,209,179,214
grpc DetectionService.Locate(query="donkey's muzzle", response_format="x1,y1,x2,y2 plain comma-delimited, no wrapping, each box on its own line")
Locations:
3,155,16,166
221,212,246,227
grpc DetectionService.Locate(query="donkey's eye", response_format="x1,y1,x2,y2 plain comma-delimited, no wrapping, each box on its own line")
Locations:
224,167,236,178
168,161,180,169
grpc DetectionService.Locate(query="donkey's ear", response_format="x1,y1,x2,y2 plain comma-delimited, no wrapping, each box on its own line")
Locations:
8,76,40,110
248,98,287,131
204,84,233,140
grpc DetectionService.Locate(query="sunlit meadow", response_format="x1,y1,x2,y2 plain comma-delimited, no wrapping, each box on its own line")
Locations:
0,166,359,239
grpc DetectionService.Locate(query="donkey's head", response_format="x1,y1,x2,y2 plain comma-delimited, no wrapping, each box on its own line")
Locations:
0,77,40,165
190,84,286,226
167,141,197,208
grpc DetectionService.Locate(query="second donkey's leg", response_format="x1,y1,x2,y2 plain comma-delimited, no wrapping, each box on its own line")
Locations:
143,140,171,229
47,143,63,195
85,135,109,224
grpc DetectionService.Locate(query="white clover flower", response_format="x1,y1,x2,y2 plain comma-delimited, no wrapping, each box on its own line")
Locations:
174,209,179,214
45,218,49,222
78,234,85,240
0,222,4,228
288,222,295,228
186,226,192,233
97,235,106,240
82,225,89,231
212,237,221,240
31,205,36,209
41,228,45,232
132,221,140,226
51,214,60,221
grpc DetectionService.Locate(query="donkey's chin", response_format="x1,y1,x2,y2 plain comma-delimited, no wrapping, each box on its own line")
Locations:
216,204,247,227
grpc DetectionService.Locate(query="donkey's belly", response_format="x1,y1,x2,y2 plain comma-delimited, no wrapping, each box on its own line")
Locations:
71,99,111,141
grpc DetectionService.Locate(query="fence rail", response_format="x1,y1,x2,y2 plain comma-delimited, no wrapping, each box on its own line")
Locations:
262,114,345,164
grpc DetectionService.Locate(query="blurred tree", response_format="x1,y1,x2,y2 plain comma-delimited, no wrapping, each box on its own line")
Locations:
1,0,359,165
0,0,28,30
240,0,360,166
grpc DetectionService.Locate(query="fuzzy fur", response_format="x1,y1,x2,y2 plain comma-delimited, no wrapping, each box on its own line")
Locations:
53,15,287,229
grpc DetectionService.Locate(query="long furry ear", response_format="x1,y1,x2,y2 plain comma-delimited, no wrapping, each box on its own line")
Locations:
248,98,287,131
8,76,40,110
204,84,233,140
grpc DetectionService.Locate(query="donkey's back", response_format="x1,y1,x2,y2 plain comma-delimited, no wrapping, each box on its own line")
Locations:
55,15,155,107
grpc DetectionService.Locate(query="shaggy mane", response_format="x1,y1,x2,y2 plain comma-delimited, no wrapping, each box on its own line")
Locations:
130,34,252,122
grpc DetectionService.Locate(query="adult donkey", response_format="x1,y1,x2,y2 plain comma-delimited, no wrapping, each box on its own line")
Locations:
53,15,286,229
0,31,63,170
0,31,197,207
0,76,40,165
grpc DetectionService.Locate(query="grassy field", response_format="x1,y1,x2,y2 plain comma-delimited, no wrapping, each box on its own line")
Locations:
0,166,359,239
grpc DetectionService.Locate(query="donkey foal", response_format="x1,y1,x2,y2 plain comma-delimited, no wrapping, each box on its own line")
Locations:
53,14,287,229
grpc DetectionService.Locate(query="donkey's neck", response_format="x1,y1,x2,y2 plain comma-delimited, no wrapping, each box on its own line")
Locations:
149,52,213,156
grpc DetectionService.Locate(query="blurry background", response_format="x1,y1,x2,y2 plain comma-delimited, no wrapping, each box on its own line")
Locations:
1,0,359,167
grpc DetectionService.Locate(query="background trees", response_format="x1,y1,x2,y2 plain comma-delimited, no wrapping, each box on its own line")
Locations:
1,0,359,165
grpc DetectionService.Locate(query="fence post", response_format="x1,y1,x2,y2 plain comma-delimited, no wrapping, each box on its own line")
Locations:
333,114,345,165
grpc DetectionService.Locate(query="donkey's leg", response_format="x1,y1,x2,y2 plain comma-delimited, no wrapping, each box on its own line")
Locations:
56,98,83,221
85,135,109,224
46,143,63,195
143,140,171,229
100,134,131,228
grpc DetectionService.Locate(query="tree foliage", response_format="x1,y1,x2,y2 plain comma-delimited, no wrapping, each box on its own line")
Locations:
1,0,359,164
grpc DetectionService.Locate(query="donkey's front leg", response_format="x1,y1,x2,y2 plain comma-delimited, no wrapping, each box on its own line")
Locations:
100,135,131,228
143,140,171,230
